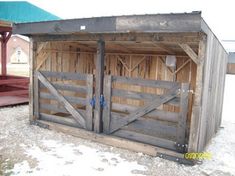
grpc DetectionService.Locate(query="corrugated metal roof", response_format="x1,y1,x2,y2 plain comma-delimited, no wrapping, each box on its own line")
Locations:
0,1,60,23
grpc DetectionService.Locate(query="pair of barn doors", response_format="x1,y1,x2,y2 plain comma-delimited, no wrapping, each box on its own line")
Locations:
35,71,189,152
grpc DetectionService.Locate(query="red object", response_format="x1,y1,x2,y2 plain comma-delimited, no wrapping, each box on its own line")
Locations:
0,75,29,107
1,26,12,76
0,22,29,107
0,96,28,107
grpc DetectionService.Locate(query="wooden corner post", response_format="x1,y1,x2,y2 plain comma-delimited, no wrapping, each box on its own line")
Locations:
94,39,105,133
29,40,37,122
188,35,206,152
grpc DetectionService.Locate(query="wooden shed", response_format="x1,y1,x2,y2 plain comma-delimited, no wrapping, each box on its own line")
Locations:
13,12,228,164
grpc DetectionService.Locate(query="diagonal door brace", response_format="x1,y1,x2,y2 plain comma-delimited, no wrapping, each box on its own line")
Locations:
37,71,86,128
109,85,181,133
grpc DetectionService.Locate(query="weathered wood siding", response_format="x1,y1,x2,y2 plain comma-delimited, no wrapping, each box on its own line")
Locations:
33,40,197,144
35,41,196,119
32,32,227,154
197,22,228,151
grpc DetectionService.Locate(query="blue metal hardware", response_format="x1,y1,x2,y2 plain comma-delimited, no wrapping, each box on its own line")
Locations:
89,96,96,107
100,94,106,108
89,95,106,108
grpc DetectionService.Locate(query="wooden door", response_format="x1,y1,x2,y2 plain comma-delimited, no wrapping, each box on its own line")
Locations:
102,75,189,152
34,71,94,131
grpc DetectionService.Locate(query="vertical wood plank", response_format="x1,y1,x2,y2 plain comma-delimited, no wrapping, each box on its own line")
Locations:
176,83,189,146
86,74,94,131
94,40,105,133
103,75,112,134
34,73,39,119
29,40,36,122
188,35,206,152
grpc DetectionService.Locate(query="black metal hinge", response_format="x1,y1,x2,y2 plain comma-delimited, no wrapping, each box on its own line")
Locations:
157,153,196,165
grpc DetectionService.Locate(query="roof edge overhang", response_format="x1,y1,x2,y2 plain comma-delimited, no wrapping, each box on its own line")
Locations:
13,12,203,36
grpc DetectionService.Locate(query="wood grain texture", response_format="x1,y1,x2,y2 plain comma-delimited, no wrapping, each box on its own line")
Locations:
34,73,39,118
114,130,176,150
28,28,228,155
111,103,179,122
37,71,86,128
112,89,180,106
112,75,179,89
195,27,228,152
111,115,177,137
176,83,189,145
94,40,105,133
40,83,87,93
37,119,186,158
103,75,112,134
86,74,94,131
179,43,199,64
40,92,86,105
188,37,205,152
40,113,82,128
40,70,87,80
109,85,180,133
29,40,36,121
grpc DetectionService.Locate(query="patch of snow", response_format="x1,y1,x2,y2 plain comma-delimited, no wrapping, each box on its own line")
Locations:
1,75,235,176
198,74,235,175
222,75,235,123
6,161,33,175
198,122,235,175
10,140,146,176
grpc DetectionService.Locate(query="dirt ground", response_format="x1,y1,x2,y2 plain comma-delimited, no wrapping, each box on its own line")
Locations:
0,75,235,176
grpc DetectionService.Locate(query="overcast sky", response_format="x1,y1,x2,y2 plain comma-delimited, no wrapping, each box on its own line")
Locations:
9,0,235,51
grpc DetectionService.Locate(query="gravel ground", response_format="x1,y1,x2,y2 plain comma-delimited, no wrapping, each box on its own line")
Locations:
0,105,234,176
0,76,235,176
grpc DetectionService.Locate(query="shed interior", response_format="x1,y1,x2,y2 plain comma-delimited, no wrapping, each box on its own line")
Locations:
35,32,200,151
